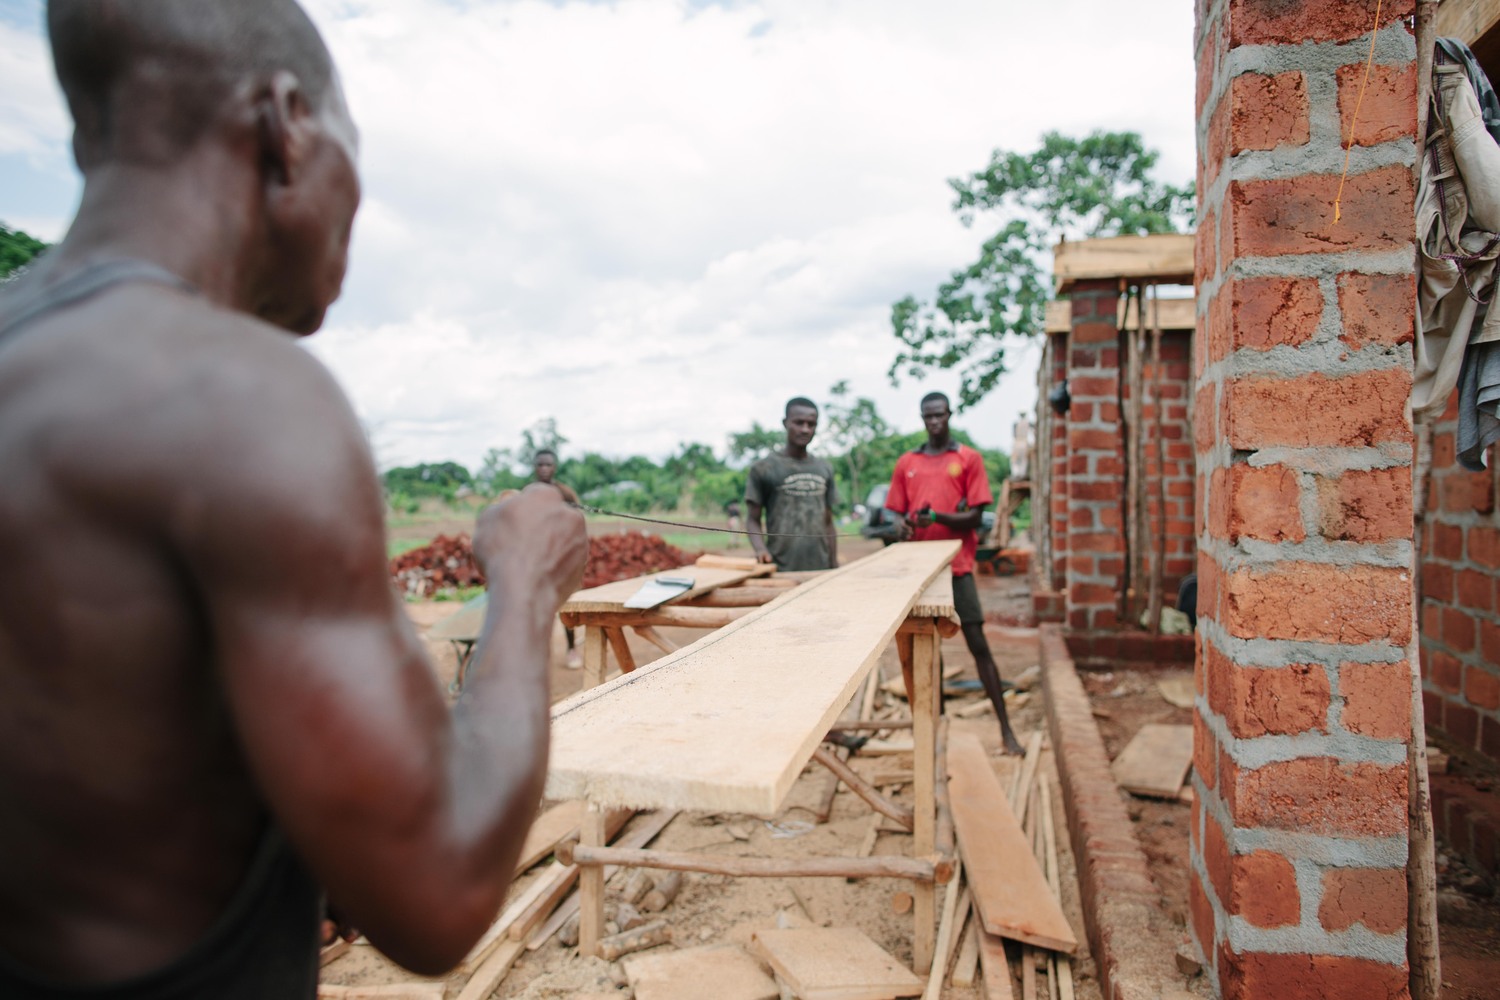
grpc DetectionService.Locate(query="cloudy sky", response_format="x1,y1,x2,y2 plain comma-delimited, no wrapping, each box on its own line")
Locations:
0,0,1195,472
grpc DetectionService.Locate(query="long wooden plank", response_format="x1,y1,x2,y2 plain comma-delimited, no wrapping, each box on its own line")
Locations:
1110,724,1193,799
947,733,1077,954
562,565,772,614
545,542,959,814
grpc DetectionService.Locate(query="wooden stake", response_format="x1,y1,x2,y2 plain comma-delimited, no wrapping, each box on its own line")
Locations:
911,626,939,974
935,716,955,858
829,719,914,731
922,869,969,1000
812,745,914,830
598,919,672,961
565,844,939,882
1147,284,1167,635
631,625,677,655
604,627,636,674
1012,732,1043,821
454,939,525,1000
640,870,683,912
579,803,608,957
977,929,1016,1000
582,625,607,690
952,906,980,987
1021,946,1038,1000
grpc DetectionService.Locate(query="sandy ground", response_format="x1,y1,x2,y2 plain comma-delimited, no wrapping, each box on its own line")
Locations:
327,554,1102,998
1081,668,1500,1000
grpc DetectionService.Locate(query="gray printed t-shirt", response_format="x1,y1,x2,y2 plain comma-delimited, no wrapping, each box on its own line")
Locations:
745,452,838,571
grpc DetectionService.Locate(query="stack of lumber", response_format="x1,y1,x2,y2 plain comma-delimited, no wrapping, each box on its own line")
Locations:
320,805,676,999
945,730,1079,1000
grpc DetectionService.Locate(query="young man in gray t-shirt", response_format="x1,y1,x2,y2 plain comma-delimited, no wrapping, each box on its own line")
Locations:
745,397,839,571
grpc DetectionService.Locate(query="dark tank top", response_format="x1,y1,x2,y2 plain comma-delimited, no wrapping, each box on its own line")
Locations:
0,260,323,998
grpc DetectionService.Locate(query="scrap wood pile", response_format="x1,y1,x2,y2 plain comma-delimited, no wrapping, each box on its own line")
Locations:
939,728,1079,1000
389,531,700,597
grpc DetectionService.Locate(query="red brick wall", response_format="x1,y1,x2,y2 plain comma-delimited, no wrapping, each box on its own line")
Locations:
1419,394,1500,767
1193,0,1418,996
1141,330,1198,599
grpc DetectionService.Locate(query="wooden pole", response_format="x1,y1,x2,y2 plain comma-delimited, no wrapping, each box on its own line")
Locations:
1409,9,1441,999
935,716,955,858
1147,284,1167,635
922,872,969,1000
912,625,939,974
829,719,914,732
812,745,914,831
561,844,941,882
567,606,752,630
631,625,678,655
578,803,608,957
682,587,783,607
604,627,635,675
582,626,607,690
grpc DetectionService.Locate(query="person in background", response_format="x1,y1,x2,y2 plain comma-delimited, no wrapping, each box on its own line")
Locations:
745,397,839,571
532,448,584,668
886,392,1025,755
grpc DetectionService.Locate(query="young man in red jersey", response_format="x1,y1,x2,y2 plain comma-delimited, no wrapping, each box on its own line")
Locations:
886,392,1024,755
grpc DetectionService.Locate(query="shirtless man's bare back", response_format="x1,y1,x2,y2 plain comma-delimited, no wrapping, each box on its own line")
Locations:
0,2,585,994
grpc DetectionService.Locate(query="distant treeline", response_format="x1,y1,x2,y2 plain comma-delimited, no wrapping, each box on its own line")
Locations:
382,409,1011,518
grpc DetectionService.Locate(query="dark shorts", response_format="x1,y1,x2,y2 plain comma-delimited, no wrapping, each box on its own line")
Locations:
953,573,984,625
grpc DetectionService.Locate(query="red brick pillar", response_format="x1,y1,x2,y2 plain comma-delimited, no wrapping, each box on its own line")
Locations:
1066,281,1125,633
1192,1,1417,997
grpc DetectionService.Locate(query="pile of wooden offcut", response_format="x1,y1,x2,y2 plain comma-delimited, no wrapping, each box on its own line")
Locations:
940,729,1079,1000
317,804,679,1000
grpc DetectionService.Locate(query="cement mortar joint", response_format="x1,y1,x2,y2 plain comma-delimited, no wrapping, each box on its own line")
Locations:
1226,916,1409,965
1205,338,1415,382
1232,824,1409,868
1224,136,1416,187
1200,533,1414,571
1229,246,1417,281
1198,616,1409,667
1198,698,1410,769
1218,443,1410,474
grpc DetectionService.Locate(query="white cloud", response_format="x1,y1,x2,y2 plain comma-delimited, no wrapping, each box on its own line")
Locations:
1,0,1195,470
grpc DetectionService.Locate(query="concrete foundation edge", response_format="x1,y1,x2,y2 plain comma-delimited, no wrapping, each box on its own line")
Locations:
1039,623,1189,1000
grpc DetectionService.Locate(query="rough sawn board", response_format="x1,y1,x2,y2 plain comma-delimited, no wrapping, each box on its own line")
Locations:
544,541,958,814
946,732,1078,954
1110,723,1194,798
750,927,923,1000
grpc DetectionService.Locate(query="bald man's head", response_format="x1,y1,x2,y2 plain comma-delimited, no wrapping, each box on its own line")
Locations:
49,0,336,169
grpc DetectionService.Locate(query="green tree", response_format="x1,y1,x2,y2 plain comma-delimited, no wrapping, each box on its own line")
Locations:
1,223,49,281
382,462,472,500
889,131,1193,409
822,381,889,510
517,417,567,467
727,422,783,465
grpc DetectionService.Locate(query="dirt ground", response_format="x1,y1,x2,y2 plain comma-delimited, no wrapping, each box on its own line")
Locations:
1080,667,1500,1000
328,550,1101,998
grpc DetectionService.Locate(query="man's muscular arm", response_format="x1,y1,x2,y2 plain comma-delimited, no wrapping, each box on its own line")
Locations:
164,334,584,973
